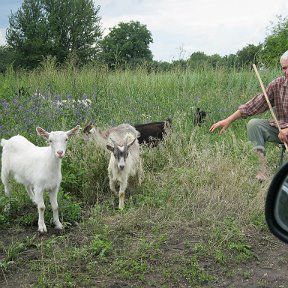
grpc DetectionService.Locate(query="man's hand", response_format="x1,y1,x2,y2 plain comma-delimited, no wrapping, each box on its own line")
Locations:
210,119,230,134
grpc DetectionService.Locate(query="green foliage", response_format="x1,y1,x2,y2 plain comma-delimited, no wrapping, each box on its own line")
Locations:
260,15,288,67
250,211,267,230
101,21,153,69
182,256,213,285
6,0,102,69
188,51,210,69
89,234,112,257
187,45,262,71
62,136,110,205
0,183,37,228
57,190,82,225
0,46,15,73
210,218,253,264
0,181,81,229
0,235,36,271
7,0,49,69
43,0,102,64
236,44,262,67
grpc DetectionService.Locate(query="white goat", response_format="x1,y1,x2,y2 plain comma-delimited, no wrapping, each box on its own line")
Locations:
105,124,143,210
1,125,80,233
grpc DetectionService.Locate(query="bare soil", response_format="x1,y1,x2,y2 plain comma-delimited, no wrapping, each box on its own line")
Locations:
216,233,288,288
1,223,288,288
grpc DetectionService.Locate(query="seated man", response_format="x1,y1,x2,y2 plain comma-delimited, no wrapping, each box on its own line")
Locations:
210,50,288,182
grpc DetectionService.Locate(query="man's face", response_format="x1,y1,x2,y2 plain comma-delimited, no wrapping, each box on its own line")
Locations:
281,59,288,79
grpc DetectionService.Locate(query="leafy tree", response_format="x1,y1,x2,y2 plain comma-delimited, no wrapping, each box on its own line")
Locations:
6,0,102,69
220,54,237,68
188,52,209,69
43,0,102,64
236,43,262,68
187,52,227,70
0,46,16,73
101,21,153,69
6,0,48,69
260,16,288,67
151,60,171,72
208,54,223,68
171,59,188,70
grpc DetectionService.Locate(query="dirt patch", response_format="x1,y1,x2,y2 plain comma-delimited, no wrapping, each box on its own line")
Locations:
213,234,288,288
1,224,288,287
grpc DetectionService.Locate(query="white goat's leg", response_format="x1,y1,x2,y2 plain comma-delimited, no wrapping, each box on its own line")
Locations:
118,179,128,210
25,185,36,204
1,168,10,197
49,188,63,230
1,169,11,212
34,187,47,233
109,178,118,196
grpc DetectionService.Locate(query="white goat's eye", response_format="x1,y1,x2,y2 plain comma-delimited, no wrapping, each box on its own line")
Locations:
65,138,68,142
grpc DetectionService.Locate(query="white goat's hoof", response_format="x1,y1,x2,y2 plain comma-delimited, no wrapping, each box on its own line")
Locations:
38,224,47,233
55,222,63,230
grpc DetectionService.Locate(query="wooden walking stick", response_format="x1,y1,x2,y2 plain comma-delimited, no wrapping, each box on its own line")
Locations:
252,64,288,151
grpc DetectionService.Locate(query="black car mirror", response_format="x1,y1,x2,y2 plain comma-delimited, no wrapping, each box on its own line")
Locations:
265,161,288,243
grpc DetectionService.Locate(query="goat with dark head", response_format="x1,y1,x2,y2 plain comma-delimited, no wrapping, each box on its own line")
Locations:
133,118,172,146
104,124,143,210
107,137,136,171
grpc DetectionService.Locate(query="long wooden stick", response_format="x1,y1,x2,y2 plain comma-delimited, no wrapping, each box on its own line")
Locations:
252,64,288,151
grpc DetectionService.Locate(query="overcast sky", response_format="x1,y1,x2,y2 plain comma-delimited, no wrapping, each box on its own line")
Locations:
1,0,288,62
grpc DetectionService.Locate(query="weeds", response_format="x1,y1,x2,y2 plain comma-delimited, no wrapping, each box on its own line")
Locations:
0,65,282,286
0,235,37,271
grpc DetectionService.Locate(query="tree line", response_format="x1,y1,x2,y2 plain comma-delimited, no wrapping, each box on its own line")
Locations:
0,0,287,72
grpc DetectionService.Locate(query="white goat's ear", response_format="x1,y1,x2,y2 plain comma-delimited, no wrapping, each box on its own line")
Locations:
67,125,80,138
36,127,50,139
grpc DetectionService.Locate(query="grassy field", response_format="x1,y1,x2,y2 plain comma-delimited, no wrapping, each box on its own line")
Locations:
0,63,285,287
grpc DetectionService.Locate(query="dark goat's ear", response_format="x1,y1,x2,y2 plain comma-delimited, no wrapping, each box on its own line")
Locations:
83,123,93,134
106,144,114,152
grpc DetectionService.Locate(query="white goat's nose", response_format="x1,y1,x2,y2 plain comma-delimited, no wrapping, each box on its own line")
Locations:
119,164,125,170
57,151,64,157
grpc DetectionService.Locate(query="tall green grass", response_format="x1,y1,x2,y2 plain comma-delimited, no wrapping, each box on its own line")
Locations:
0,63,281,222
0,64,283,286
0,64,280,133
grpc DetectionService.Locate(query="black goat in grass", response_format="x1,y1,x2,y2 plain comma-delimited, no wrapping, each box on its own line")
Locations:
83,118,172,147
193,108,209,126
133,118,172,146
